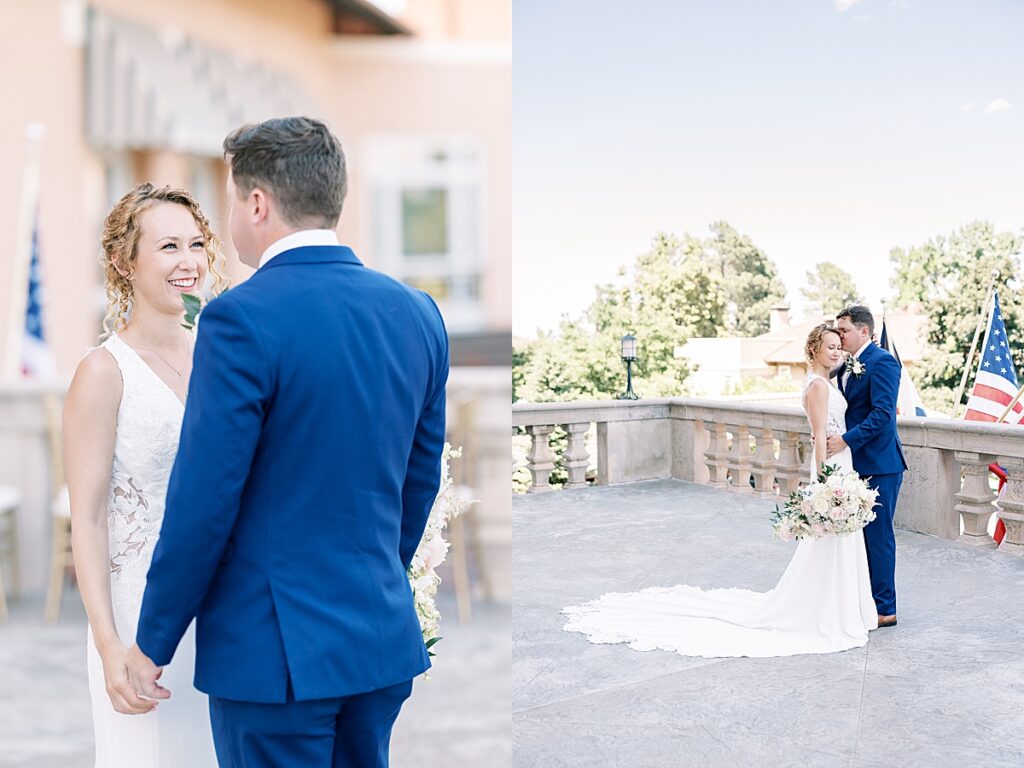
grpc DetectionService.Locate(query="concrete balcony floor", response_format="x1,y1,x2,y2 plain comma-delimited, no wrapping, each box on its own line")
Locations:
0,591,510,767
513,480,1024,768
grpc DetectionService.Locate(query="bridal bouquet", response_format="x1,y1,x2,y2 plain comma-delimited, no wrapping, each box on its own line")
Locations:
773,464,879,541
408,444,477,663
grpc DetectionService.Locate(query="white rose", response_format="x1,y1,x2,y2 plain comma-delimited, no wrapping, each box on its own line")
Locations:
420,533,450,571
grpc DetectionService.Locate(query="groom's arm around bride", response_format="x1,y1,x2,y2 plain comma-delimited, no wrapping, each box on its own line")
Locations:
125,116,449,768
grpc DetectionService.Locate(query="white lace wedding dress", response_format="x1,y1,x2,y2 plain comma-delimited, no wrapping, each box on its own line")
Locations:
562,372,878,657
85,334,216,766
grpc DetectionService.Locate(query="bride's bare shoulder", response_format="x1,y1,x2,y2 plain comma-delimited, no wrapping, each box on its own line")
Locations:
73,345,120,382
66,346,122,412
802,376,829,407
803,375,829,392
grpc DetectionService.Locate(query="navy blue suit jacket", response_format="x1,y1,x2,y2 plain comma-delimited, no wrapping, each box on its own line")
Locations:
840,342,908,476
135,244,449,703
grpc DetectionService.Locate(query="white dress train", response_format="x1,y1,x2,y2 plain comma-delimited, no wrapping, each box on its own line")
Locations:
85,334,217,767
562,373,878,658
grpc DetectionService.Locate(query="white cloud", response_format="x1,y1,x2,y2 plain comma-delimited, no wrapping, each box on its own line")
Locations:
835,0,861,12
961,104,975,112
984,98,1011,114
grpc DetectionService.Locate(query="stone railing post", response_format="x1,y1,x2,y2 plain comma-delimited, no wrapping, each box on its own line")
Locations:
525,424,556,493
561,422,590,490
954,452,997,545
775,431,802,495
704,421,730,487
995,456,1024,555
727,424,752,493
750,427,777,497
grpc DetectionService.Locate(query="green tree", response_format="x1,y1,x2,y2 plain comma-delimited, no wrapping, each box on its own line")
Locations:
515,231,734,403
512,224,783,489
704,221,788,336
889,238,948,307
800,261,862,318
889,222,1024,408
513,320,623,403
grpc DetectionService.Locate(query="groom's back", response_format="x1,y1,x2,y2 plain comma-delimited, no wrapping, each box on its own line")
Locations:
192,244,448,703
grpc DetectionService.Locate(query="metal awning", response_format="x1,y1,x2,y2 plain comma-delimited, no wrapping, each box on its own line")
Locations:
85,9,310,157
324,0,412,35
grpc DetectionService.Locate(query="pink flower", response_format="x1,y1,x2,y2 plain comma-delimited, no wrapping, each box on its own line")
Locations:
420,533,450,571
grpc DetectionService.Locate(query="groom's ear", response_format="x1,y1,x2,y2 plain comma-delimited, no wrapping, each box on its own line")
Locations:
248,187,271,225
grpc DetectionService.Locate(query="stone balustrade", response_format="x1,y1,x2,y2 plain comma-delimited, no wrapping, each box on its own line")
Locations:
512,397,1024,554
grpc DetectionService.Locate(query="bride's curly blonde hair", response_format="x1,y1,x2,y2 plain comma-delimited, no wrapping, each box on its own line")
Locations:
99,183,229,339
805,322,841,363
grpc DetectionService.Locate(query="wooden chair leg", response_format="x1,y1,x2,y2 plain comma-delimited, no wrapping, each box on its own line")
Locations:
465,507,494,601
449,515,472,624
6,513,18,599
44,518,67,624
0,550,8,623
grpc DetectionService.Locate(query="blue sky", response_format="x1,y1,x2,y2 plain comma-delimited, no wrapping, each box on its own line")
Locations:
512,0,1024,337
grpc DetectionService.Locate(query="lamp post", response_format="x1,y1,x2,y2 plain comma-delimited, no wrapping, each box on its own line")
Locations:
619,333,639,400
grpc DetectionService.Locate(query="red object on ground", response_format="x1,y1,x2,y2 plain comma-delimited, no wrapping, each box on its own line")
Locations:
990,463,1007,545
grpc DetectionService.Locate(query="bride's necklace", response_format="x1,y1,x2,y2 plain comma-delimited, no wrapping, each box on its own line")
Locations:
135,339,191,382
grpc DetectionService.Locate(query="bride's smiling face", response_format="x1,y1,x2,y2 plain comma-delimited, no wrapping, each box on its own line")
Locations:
817,332,843,369
127,202,209,315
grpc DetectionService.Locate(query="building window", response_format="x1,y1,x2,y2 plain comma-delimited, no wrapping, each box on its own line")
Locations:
363,136,485,333
402,188,448,255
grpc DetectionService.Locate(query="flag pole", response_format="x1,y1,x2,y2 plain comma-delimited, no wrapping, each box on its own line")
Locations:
995,251,1024,424
997,382,1024,423
950,271,998,419
4,122,45,379
878,298,887,346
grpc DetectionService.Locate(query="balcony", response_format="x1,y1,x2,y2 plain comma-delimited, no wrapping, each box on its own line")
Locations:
513,398,1024,552
512,398,1024,766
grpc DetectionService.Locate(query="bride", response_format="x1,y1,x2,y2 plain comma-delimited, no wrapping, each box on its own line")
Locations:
63,183,227,765
562,323,878,657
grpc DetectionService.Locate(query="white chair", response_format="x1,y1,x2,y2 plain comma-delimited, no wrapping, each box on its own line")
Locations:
0,485,22,623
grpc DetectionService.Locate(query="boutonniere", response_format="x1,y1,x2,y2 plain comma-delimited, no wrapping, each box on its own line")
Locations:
182,294,203,331
844,356,866,379
181,287,232,331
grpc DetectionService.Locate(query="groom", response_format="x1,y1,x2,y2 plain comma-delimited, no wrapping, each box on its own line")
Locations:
827,304,907,629
125,117,449,766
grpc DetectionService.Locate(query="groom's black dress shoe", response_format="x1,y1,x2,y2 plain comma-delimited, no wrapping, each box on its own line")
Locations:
876,614,897,628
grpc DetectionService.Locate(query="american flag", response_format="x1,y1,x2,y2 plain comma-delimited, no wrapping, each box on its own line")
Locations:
963,291,1021,424
878,318,927,417
20,209,57,378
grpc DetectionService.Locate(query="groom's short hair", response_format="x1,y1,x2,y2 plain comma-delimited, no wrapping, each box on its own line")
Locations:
836,304,875,335
223,116,347,228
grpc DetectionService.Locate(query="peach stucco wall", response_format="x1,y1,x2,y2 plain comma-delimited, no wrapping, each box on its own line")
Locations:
0,0,510,377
